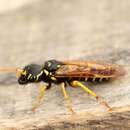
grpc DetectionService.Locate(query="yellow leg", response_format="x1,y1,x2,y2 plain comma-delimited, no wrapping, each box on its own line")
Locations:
31,85,47,111
61,82,75,114
71,81,112,111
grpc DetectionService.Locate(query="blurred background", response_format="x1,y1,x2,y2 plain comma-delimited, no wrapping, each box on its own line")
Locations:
0,0,130,67
0,0,130,129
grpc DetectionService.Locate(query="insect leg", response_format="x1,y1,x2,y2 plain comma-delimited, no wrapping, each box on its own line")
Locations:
71,81,112,111
31,84,47,111
61,82,75,114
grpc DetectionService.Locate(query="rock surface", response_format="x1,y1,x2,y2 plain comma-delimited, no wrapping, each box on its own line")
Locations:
0,0,130,129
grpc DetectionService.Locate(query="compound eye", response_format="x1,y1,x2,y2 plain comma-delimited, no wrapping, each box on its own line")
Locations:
18,75,28,84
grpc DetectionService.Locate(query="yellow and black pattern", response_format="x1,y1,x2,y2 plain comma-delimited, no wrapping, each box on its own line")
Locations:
15,59,125,112
18,59,125,86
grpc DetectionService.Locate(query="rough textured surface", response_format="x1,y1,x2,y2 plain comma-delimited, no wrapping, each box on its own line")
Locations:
0,0,130,129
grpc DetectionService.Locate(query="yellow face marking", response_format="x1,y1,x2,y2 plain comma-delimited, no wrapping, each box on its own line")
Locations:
22,70,27,76
44,69,49,76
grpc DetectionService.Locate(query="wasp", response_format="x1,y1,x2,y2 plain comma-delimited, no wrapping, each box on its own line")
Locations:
0,59,125,113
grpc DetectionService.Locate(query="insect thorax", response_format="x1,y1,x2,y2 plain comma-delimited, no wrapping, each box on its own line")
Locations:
44,60,64,72
42,60,64,82
18,60,64,84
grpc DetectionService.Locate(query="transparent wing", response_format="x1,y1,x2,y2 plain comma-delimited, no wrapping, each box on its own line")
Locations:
55,61,126,78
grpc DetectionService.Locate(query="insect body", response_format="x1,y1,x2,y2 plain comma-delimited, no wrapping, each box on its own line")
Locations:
19,60,124,85
0,60,125,113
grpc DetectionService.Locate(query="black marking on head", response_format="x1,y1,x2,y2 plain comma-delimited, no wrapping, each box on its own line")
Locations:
18,75,28,84
18,64,43,84
44,59,64,72
24,64,42,76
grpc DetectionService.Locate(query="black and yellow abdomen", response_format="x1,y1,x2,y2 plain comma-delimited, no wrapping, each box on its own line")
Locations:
18,59,125,85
